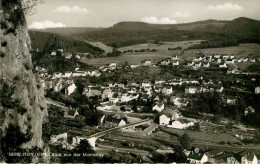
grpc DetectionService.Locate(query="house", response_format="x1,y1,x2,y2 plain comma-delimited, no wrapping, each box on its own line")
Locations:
244,106,255,116
109,63,117,68
65,53,72,59
206,149,224,159
167,119,194,129
227,156,240,164
53,72,62,79
171,55,180,60
102,88,113,100
142,60,152,66
64,72,72,78
227,152,258,164
141,81,151,88
83,87,102,98
256,154,260,164
57,49,64,53
222,54,229,60
219,63,227,68
153,103,165,112
159,114,171,125
241,153,258,164
194,62,201,67
66,82,77,96
54,83,63,92
255,86,260,94
203,63,210,67
51,52,56,56
50,133,67,144
226,59,235,64
161,60,171,65
216,86,224,93
120,93,139,103
188,62,195,66
156,146,174,154
103,115,127,128
155,80,165,84
65,109,80,118
172,61,179,66
227,98,236,105
250,59,256,63
75,54,81,60
187,153,208,164
161,86,173,95
185,87,198,94
214,54,220,59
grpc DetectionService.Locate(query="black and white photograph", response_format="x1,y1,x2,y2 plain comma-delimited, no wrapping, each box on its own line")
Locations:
0,0,260,163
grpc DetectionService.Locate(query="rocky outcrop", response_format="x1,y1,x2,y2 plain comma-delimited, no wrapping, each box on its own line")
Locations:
0,0,47,150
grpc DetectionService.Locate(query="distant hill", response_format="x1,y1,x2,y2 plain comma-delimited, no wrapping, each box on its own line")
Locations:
224,17,260,42
28,30,104,54
30,17,260,48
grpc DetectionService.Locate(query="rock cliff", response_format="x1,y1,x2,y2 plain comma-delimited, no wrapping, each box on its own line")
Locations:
0,0,47,152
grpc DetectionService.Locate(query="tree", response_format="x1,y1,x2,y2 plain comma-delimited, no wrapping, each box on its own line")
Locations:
179,133,191,150
74,139,95,163
120,106,126,111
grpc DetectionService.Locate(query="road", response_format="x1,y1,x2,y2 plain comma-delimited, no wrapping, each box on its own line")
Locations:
96,144,149,155
46,98,69,110
89,119,151,138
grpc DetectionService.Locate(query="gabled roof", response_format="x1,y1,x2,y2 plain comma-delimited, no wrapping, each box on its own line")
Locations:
188,153,205,160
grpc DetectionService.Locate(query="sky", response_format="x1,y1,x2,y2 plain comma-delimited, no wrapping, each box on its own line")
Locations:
26,0,260,29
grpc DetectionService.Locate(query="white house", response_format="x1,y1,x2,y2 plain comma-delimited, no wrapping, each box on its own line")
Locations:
51,52,56,56
66,82,77,96
50,133,68,144
143,60,152,66
244,106,255,116
172,61,179,66
194,62,201,67
167,120,194,129
188,153,208,164
203,63,210,67
109,63,117,68
188,62,195,66
159,114,171,125
185,87,198,94
53,72,62,79
153,103,165,112
255,86,260,94
142,82,151,88
161,60,171,66
161,86,173,95
83,87,102,98
219,63,227,68
227,98,236,105
102,88,113,100
241,154,258,164
64,72,72,78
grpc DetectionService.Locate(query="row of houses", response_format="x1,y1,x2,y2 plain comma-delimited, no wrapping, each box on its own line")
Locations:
185,148,260,164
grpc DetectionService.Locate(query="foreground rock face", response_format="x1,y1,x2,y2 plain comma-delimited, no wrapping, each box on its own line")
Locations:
0,0,47,149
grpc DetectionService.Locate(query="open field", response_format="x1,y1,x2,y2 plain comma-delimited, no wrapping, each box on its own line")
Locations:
185,43,260,57
82,43,260,66
159,127,239,144
81,52,171,66
118,40,203,53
